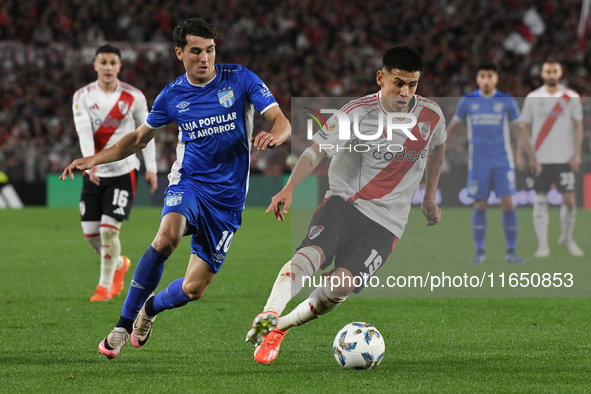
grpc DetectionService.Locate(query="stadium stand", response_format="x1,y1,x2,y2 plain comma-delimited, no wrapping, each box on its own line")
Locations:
0,0,590,182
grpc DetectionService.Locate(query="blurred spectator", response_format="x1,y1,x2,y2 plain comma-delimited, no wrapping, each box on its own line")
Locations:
1,0,590,182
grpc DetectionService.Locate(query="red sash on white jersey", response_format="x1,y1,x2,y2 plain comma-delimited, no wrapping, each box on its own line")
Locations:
347,106,439,203
534,93,570,152
94,91,135,153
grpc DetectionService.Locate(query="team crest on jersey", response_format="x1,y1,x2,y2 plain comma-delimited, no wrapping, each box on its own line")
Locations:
418,121,431,141
471,103,479,111
217,88,235,108
118,100,130,115
166,192,183,207
493,102,503,112
308,225,324,240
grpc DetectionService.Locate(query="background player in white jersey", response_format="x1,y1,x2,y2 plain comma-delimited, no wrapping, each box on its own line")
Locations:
246,46,446,364
62,19,291,360
72,44,158,302
516,61,584,257
446,63,540,264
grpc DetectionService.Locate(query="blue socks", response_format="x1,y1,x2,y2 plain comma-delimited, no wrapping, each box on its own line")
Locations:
120,245,168,321
503,209,518,252
472,209,486,253
152,278,192,314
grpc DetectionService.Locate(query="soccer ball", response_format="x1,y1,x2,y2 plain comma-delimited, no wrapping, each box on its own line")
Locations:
333,322,385,369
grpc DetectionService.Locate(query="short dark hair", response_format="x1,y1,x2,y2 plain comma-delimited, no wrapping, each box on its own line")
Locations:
173,18,218,49
477,62,497,73
95,44,121,59
543,59,561,67
383,46,423,73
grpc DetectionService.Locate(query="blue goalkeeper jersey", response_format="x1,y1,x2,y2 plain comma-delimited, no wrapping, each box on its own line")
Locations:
453,89,520,169
145,64,278,210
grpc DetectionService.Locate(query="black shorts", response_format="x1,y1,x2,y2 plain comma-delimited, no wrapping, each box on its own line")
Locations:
298,197,397,292
80,170,137,222
526,163,575,193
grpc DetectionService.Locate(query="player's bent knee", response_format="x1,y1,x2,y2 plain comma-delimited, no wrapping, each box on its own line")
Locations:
500,197,514,211
152,232,182,256
473,199,487,210
561,194,576,210
100,227,119,243
181,279,209,300
330,268,357,297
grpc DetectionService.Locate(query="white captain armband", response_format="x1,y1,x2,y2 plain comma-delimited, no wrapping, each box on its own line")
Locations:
302,147,322,168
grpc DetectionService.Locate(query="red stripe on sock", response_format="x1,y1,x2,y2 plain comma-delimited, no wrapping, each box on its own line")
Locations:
309,302,319,317
84,233,100,238
296,252,316,272
100,224,120,230
322,288,343,304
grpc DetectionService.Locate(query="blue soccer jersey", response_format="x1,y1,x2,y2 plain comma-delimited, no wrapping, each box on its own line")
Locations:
145,64,278,210
454,90,520,169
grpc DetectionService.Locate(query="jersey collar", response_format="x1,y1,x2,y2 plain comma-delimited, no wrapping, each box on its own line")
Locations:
95,79,121,95
477,89,497,98
185,66,218,88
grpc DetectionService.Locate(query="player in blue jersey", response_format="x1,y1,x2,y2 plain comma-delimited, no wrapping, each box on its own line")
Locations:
60,18,291,359
447,63,540,264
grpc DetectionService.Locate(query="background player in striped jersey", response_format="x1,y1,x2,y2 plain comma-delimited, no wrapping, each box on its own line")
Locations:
246,46,446,364
516,61,584,257
72,44,158,302
446,63,540,264
62,18,291,359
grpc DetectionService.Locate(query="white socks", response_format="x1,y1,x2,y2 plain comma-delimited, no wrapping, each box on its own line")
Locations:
98,216,123,291
533,194,549,246
559,204,576,241
277,284,347,331
263,247,321,315
82,221,101,254
533,194,577,245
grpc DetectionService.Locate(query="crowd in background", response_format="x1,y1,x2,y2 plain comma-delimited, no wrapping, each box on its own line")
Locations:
1,0,591,182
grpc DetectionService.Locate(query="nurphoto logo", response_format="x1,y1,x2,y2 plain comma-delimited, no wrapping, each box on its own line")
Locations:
303,107,418,153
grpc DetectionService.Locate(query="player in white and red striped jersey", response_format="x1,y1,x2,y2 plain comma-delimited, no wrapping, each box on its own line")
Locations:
246,46,446,364
516,61,584,258
72,44,158,301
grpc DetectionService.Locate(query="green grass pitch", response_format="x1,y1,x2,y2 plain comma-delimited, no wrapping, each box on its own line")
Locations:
0,206,590,393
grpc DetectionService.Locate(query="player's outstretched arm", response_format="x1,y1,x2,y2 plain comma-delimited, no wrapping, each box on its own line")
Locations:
570,119,583,172
266,142,326,222
513,121,541,175
145,171,158,194
444,118,462,149
60,123,160,181
421,143,445,226
253,106,291,150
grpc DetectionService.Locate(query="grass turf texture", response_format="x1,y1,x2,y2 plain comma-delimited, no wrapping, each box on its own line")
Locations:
0,207,590,393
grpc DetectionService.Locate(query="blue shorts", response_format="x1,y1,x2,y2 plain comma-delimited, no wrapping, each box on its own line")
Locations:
161,182,242,273
467,166,516,200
